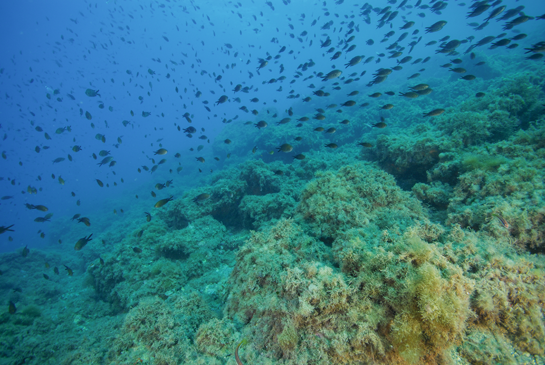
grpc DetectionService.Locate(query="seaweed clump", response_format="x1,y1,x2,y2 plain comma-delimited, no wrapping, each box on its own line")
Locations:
224,164,477,364
108,292,219,364
446,124,545,253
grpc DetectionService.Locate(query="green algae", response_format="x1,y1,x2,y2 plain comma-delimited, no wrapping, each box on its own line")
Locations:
461,153,509,172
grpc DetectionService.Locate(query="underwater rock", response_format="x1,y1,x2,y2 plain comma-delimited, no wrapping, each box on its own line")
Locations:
297,162,425,240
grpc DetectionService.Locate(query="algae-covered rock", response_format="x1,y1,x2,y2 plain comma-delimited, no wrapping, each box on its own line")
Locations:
436,225,545,361
225,219,476,364
108,293,217,364
88,214,236,311
371,72,543,190
239,192,297,229
446,123,545,253
297,162,425,240
412,181,453,210
195,318,238,357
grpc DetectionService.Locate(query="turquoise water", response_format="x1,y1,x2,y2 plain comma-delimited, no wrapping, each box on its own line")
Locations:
0,0,544,364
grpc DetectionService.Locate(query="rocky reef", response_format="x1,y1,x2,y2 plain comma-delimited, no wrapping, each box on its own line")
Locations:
1,71,544,365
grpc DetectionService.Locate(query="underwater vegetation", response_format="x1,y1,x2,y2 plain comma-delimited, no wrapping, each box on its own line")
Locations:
1,0,545,364
3,67,544,364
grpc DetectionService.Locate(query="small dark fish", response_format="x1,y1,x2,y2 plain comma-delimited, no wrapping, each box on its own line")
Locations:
96,179,104,187
193,193,210,203
409,84,429,91
8,301,16,314
154,148,168,155
345,56,362,68
133,247,142,253
293,154,306,160
370,122,387,128
277,144,293,152
484,6,506,23
215,95,228,105
503,15,532,31
324,143,338,149
467,4,490,18
64,265,73,276
358,142,373,148
22,245,29,257
399,92,419,99
491,213,509,229
77,217,91,227
0,224,15,234
322,70,342,81
154,196,174,208
401,21,415,29
85,89,100,97
74,234,93,251
254,121,268,129
425,20,447,33
34,216,51,223
416,88,433,96
145,212,151,222
490,38,511,48
526,53,544,61
423,109,445,117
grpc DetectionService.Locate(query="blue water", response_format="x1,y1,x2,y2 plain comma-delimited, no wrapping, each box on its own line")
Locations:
0,0,543,252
